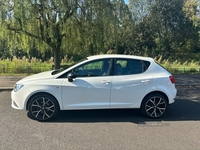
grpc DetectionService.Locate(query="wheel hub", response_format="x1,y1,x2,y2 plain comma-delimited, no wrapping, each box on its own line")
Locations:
30,96,56,120
145,96,167,118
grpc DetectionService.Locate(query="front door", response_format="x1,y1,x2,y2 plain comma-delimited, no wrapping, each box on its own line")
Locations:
61,58,113,109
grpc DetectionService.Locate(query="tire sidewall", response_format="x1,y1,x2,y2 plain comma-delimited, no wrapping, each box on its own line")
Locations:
141,94,168,118
28,93,59,121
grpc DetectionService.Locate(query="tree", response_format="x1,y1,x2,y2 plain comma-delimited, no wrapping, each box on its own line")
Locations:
149,0,200,59
128,0,200,60
183,0,200,28
0,0,80,69
0,39,11,59
0,23,10,59
128,0,158,55
60,0,129,58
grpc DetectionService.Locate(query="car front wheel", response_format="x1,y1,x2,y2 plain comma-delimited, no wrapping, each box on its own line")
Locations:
28,94,59,121
141,94,168,118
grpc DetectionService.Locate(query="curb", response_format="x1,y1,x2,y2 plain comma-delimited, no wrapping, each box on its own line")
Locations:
176,84,200,88
0,87,13,91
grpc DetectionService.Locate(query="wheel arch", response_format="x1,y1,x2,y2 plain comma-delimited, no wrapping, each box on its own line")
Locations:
26,92,60,111
140,91,169,108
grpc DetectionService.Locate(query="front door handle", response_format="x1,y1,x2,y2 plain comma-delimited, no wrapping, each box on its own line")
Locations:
141,80,150,84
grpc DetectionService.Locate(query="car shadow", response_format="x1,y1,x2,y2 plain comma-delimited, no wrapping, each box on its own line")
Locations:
28,88,200,124
48,99,200,124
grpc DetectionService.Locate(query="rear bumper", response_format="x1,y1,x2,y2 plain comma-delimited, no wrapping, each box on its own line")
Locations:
168,86,177,104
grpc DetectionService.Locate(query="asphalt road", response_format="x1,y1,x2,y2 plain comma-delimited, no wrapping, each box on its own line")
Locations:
0,87,200,150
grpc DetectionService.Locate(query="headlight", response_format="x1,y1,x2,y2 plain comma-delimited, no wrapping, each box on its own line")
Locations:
14,84,24,92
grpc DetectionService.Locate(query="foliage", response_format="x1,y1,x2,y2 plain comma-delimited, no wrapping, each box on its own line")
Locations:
0,0,200,66
0,56,74,74
0,55,199,75
155,55,200,73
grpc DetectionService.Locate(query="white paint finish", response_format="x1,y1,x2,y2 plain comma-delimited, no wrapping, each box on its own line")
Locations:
61,76,112,109
110,74,154,108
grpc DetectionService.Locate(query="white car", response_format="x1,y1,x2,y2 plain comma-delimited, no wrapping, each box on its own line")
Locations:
11,54,177,121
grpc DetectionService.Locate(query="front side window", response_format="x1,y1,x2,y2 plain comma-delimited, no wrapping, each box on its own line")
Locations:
72,59,111,77
115,59,150,75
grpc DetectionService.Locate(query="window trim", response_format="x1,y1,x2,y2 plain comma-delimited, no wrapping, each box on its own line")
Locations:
59,58,113,78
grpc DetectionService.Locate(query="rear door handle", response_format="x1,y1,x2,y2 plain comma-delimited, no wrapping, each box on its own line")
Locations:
141,80,150,84
101,80,110,84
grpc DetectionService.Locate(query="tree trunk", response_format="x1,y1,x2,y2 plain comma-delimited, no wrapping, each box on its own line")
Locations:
53,47,61,70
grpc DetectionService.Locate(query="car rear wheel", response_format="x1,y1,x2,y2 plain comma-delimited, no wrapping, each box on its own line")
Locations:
28,94,59,121
141,94,167,118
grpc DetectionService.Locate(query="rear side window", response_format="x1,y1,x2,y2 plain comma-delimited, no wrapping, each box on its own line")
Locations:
115,59,150,75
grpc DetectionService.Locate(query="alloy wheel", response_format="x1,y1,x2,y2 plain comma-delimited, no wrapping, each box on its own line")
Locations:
28,95,58,121
141,94,167,118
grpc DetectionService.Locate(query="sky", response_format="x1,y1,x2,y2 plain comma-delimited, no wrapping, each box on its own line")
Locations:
125,0,129,4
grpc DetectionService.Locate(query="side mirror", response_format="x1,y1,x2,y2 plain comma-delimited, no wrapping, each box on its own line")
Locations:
67,72,76,82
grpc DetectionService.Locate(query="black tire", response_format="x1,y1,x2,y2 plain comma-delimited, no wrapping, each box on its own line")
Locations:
141,94,167,118
28,94,59,121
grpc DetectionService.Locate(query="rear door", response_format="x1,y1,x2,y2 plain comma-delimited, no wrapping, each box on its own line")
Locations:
110,58,153,108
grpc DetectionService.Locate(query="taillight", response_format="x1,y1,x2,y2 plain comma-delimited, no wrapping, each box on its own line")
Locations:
169,76,175,84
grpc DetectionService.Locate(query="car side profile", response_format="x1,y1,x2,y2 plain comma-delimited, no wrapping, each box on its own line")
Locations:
11,54,177,121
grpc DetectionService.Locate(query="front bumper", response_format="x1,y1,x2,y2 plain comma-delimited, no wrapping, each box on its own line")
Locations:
11,89,29,110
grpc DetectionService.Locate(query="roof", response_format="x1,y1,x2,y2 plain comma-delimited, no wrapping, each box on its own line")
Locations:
87,54,154,61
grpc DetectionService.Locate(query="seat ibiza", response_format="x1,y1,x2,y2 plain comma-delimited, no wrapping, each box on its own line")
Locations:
11,55,177,121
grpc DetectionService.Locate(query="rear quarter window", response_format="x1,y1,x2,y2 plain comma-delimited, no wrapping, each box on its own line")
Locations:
143,60,151,71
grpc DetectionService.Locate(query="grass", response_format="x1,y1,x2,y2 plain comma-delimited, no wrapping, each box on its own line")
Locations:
0,56,74,75
154,55,200,74
0,56,52,74
0,55,200,75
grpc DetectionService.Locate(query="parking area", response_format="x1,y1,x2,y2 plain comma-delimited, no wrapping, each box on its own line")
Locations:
0,74,200,150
